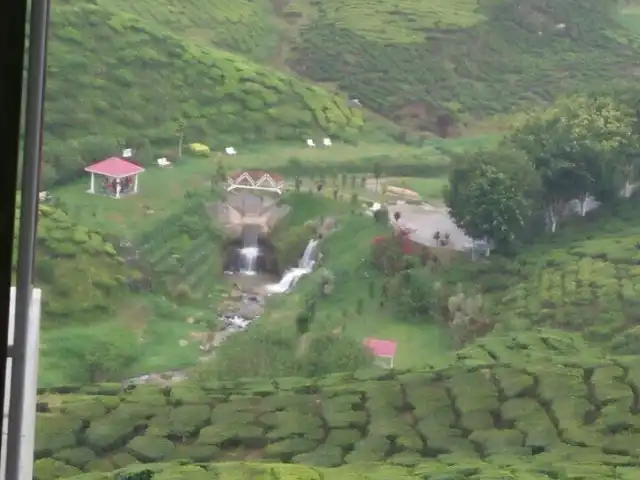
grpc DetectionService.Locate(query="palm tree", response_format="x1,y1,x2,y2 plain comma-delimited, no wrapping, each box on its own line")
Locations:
288,157,303,192
215,160,226,186
373,162,382,192
176,118,185,159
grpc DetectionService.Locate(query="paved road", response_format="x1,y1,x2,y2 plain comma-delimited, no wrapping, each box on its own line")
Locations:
387,203,471,251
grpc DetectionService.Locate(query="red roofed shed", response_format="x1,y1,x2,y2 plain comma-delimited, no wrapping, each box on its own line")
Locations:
363,337,397,369
84,157,145,198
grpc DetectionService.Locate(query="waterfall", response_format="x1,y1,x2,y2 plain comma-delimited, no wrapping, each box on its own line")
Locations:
238,246,259,275
266,238,319,294
238,224,261,275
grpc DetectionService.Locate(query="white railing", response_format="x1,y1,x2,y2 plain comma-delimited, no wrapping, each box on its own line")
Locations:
1,287,41,480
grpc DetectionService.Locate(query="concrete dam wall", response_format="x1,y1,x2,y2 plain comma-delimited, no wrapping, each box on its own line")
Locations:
208,191,291,238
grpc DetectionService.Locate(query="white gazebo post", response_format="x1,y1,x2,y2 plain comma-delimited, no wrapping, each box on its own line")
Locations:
133,174,139,193
115,179,121,199
89,172,95,193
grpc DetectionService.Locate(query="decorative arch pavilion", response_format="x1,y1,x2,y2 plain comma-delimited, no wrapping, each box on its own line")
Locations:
227,170,285,195
84,157,145,199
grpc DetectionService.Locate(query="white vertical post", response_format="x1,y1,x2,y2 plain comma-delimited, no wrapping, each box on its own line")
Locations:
133,174,138,193
2,287,41,480
89,173,95,193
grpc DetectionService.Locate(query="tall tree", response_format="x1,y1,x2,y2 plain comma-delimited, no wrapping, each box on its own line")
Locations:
176,118,186,159
287,157,303,192
215,160,227,187
510,95,638,229
444,151,534,252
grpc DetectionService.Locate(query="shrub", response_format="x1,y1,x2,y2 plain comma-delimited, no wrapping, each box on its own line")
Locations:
61,399,108,421
84,416,137,451
35,414,82,457
292,446,344,467
389,267,438,320
33,458,82,480
127,436,176,462
169,445,221,462
166,405,211,437
52,447,97,469
188,143,211,156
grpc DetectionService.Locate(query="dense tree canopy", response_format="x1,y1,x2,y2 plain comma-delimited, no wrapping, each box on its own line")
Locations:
445,94,640,245
444,149,535,251
509,95,640,230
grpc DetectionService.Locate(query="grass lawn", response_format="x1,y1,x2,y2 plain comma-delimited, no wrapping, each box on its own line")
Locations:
616,4,640,36
52,141,441,236
261,215,455,370
38,294,212,387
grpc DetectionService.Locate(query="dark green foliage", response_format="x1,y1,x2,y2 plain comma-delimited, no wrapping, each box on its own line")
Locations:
197,327,370,381
289,0,637,129
390,267,438,320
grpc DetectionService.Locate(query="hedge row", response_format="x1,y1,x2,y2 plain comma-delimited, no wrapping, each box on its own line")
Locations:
54,458,640,480
35,342,640,478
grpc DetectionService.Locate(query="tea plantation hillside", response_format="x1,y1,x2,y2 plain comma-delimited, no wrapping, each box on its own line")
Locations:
445,196,640,355
90,0,279,62
18,202,138,323
285,0,640,131
33,329,640,479
44,3,362,173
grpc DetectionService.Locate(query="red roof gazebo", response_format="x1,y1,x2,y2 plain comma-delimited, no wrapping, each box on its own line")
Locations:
227,170,285,194
84,157,145,198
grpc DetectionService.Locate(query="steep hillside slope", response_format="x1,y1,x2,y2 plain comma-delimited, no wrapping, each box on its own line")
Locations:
45,3,362,150
35,335,640,478
15,202,138,323
282,0,639,132
445,196,640,355
92,0,279,62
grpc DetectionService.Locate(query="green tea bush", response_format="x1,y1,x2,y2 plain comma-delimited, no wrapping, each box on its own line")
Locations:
35,334,640,478
444,197,640,352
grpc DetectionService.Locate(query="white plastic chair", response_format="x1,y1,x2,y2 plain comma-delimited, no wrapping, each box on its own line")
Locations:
225,147,237,155
306,139,316,148
323,138,332,147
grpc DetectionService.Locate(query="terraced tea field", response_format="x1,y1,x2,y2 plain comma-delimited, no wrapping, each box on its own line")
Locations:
317,0,489,43
96,0,278,60
471,203,640,353
36,343,640,479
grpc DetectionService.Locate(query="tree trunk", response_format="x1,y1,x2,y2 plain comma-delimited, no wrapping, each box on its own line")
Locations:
578,194,587,216
546,205,558,233
178,134,184,158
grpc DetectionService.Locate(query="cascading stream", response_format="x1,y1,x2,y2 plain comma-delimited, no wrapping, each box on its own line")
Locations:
266,238,319,293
